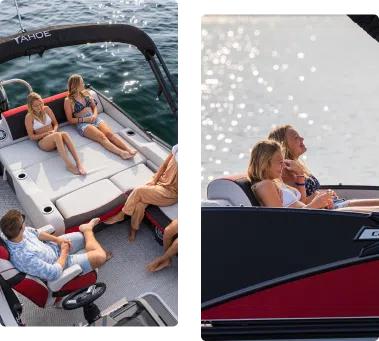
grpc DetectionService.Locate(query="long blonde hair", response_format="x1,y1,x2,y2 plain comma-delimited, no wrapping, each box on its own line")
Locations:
247,139,296,203
27,92,46,124
67,74,91,108
268,124,311,177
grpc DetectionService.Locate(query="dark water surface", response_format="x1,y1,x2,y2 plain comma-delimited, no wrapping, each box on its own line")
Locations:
0,0,177,145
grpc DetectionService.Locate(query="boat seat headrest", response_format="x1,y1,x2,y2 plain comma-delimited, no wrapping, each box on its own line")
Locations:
207,174,260,207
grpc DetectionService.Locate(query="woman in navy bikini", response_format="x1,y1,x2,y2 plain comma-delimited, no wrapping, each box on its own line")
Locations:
64,74,137,160
268,125,379,212
25,92,86,175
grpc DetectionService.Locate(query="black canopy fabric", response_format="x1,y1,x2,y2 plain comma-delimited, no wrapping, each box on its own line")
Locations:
0,23,157,64
348,15,379,42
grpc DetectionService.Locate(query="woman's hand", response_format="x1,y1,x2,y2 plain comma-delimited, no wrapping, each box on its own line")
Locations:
57,238,73,250
283,159,303,176
42,131,54,138
308,191,335,209
326,189,338,199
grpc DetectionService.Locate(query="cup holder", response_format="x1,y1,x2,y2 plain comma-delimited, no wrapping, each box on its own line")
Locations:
17,173,27,180
42,206,54,215
126,130,135,136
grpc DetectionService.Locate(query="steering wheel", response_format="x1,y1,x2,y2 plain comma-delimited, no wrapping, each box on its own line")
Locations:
62,283,106,310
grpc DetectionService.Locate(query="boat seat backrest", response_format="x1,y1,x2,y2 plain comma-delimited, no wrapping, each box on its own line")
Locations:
207,174,260,207
1,90,103,142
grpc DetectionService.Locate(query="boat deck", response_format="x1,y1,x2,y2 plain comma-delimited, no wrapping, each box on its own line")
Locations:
0,181,178,326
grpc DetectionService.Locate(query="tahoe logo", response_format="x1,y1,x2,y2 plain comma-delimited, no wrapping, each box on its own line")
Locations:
13,31,51,44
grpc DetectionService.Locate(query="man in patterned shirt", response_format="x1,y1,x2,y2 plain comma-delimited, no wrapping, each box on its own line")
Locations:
0,210,112,281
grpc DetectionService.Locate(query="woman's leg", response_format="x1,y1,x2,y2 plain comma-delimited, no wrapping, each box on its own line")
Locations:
38,132,79,174
59,132,87,175
146,239,178,272
335,206,379,213
98,122,137,156
163,219,178,252
346,199,379,207
123,185,178,243
83,125,132,159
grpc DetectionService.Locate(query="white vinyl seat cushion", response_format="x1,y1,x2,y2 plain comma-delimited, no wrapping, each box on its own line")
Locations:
56,179,123,219
109,164,154,193
158,204,178,221
0,112,124,172
19,141,146,202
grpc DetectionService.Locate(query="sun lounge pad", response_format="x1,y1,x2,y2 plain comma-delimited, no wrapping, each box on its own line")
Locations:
0,112,124,173
17,141,146,203
56,179,126,231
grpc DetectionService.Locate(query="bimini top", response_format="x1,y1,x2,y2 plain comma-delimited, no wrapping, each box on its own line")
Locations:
0,23,157,64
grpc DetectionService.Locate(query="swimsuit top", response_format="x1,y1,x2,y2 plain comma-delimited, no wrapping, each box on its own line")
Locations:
281,186,301,207
73,96,91,116
305,175,321,197
33,114,52,131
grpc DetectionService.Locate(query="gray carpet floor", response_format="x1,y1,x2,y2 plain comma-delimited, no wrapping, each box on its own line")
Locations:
0,181,178,326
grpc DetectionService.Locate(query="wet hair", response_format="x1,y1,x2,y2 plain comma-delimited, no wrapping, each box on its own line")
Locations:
247,139,296,203
0,210,23,240
67,74,91,109
268,124,311,177
27,92,46,126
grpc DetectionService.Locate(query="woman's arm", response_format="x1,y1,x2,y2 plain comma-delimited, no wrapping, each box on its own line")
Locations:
149,153,173,185
89,97,98,118
24,114,49,141
255,180,284,207
45,106,58,132
283,160,307,203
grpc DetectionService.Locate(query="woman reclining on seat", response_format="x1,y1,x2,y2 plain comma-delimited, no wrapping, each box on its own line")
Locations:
268,125,379,212
248,140,335,209
64,74,137,160
25,92,86,175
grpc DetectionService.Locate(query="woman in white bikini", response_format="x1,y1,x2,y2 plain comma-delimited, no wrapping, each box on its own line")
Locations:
248,140,334,209
25,92,86,175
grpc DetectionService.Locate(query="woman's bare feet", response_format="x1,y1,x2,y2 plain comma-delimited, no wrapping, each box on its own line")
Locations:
79,218,100,233
104,211,125,225
128,228,137,243
129,149,137,156
77,162,87,175
105,251,114,262
121,151,135,160
146,256,172,272
66,163,80,175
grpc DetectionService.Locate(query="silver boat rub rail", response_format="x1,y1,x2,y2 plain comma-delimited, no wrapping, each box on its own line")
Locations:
0,79,33,93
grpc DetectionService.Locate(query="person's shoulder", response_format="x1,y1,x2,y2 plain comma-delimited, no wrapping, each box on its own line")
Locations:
43,106,52,114
255,179,274,190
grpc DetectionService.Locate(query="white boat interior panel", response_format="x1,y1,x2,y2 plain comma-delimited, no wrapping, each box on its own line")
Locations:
119,129,168,166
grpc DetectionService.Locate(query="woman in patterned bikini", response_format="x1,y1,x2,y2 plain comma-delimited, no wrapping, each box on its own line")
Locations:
25,92,86,175
64,74,137,159
268,125,379,212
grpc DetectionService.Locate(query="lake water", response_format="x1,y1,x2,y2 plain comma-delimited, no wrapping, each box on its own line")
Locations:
201,15,379,199
0,0,177,145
